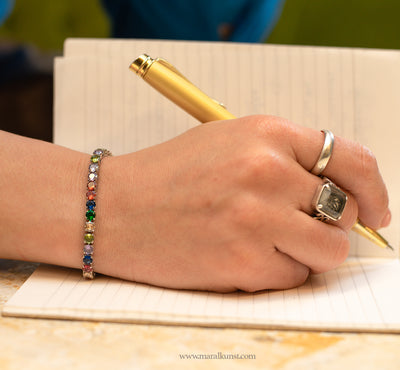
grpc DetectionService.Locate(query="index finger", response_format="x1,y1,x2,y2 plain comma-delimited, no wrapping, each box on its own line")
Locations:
292,127,390,229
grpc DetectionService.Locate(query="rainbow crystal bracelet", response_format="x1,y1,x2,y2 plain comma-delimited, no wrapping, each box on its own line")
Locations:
82,148,112,279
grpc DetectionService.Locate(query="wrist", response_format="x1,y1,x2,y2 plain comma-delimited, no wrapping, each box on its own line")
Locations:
89,153,139,280
91,150,159,282
0,131,90,265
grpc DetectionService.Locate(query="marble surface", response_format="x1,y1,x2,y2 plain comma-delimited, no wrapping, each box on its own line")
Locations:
1,259,400,370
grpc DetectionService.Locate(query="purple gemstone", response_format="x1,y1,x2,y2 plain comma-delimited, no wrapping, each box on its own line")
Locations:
84,244,94,255
93,149,104,156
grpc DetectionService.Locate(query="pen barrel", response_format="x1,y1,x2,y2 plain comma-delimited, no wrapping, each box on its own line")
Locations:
351,219,389,249
132,59,236,123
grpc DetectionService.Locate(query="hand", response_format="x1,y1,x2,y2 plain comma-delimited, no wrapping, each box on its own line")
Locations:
93,115,390,292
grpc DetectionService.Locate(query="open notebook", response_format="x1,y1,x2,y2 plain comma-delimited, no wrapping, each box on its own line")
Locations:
3,39,400,332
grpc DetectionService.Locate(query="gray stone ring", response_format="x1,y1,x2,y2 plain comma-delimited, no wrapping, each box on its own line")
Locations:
312,177,348,222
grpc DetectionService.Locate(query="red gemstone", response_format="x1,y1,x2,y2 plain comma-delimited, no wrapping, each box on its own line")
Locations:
86,191,96,200
83,265,93,272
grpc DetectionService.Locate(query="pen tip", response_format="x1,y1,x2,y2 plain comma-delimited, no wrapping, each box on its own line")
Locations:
387,244,395,251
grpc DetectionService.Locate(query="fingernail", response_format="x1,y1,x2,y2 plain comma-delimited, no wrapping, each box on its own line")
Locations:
381,210,391,227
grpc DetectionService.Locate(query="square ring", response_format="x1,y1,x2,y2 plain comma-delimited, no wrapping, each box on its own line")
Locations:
312,178,347,221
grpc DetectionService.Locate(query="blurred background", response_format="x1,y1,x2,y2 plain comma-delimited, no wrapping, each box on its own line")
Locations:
1,0,400,142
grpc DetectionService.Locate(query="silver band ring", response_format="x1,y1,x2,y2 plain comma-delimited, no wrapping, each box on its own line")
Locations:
311,130,334,175
312,177,347,222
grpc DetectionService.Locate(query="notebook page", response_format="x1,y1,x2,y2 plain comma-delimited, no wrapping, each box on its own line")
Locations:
3,257,400,333
55,40,399,257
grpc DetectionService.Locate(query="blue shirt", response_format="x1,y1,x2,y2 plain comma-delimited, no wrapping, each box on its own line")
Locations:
0,0,13,25
0,0,285,42
101,0,285,42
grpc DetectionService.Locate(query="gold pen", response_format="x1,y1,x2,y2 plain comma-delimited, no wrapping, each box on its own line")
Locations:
129,54,393,251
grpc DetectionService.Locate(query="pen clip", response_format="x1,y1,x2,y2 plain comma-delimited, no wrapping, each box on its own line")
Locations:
213,100,227,110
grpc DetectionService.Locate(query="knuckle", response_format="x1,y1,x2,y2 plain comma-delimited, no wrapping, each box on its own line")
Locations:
265,151,291,179
358,144,379,180
356,144,389,214
237,150,290,188
242,153,269,182
244,114,295,139
247,115,276,136
226,244,259,291
231,247,311,292
237,262,310,292
236,280,259,293
281,266,310,290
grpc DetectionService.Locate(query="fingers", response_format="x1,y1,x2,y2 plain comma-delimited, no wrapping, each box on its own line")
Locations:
273,210,351,274
234,247,310,292
325,136,389,229
238,115,389,229
290,126,390,229
232,210,350,291
288,167,359,232
250,154,358,233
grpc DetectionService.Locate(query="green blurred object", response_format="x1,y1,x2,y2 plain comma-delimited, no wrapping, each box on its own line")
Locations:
267,0,400,49
0,0,110,142
0,0,399,50
0,0,109,51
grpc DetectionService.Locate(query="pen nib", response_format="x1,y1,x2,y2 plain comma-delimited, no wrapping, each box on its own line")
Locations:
387,244,395,251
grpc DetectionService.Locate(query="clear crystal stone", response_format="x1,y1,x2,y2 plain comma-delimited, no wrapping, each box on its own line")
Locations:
89,163,99,173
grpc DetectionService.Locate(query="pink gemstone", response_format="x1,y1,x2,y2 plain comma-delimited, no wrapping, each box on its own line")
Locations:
84,244,94,254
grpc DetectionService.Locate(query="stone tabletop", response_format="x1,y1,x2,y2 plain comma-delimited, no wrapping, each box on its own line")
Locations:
1,259,400,370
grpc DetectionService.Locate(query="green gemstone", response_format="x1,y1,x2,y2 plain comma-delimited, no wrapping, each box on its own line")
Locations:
86,210,95,221
84,233,94,244
90,155,100,163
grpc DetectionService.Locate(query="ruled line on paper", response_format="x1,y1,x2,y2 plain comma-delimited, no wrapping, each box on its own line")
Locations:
4,257,400,331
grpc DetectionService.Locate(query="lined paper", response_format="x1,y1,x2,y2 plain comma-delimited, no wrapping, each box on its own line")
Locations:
3,39,400,332
4,258,400,332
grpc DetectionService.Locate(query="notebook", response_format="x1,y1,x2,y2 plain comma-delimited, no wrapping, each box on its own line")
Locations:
3,39,400,332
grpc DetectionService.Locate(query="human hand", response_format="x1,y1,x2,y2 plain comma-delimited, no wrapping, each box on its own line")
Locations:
94,115,390,292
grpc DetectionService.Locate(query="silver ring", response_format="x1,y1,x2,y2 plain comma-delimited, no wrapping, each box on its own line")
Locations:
312,177,347,221
311,130,334,175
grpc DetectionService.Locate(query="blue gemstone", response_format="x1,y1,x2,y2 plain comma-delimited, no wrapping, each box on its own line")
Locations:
86,200,96,210
83,255,92,264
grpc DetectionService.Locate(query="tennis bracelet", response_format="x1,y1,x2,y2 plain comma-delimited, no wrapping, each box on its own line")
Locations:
82,148,112,279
